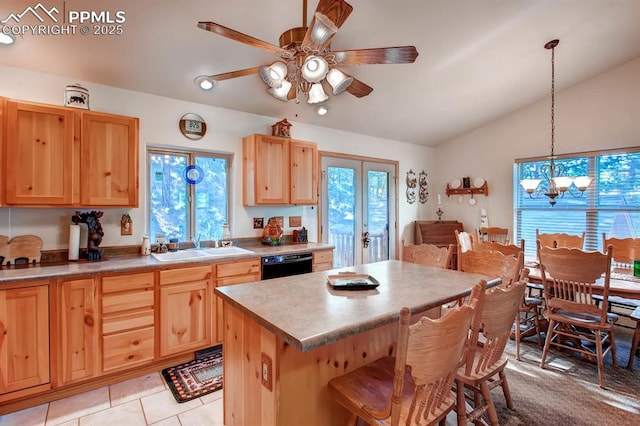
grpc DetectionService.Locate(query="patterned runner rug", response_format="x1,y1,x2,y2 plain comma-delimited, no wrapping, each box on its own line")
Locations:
162,346,223,403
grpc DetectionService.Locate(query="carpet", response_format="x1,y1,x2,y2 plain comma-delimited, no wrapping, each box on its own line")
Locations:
162,346,223,403
491,325,639,426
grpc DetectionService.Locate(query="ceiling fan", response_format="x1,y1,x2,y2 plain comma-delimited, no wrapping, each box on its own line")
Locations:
197,0,418,104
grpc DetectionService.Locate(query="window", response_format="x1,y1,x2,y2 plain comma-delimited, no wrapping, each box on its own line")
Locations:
148,148,230,243
514,149,640,259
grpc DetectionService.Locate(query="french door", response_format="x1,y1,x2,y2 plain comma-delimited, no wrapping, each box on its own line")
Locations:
321,156,397,267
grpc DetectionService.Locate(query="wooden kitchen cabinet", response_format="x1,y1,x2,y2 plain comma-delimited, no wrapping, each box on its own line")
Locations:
101,272,154,373
80,111,139,206
312,249,334,272
243,134,318,205
0,282,50,399
214,257,261,343
59,278,100,384
4,101,76,205
0,97,5,206
159,266,212,356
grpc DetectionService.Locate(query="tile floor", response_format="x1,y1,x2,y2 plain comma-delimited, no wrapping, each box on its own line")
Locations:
0,372,224,426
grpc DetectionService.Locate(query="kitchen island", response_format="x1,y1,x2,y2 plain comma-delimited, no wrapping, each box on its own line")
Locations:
215,259,500,426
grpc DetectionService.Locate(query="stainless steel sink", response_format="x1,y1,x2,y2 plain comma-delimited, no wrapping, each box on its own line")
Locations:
151,250,212,262
198,246,255,257
151,246,254,261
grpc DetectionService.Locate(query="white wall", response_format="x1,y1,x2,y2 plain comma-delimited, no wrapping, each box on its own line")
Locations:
433,56,640,236
0,64,436,251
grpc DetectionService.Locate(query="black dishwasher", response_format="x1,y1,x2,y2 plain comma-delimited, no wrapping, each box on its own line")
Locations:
261,252,313,279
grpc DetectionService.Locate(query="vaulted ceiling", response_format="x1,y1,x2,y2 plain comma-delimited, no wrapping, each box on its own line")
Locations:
1,0,639,146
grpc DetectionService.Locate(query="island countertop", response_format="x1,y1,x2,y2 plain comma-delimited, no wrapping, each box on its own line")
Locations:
215,259,500,352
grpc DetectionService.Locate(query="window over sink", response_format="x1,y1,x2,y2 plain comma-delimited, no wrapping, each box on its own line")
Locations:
514,148,640,259
148,148,231,243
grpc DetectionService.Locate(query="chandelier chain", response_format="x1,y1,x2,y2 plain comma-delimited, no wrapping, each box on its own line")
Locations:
550,43,555,159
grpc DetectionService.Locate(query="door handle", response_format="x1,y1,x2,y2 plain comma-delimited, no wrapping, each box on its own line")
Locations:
363,232,370,248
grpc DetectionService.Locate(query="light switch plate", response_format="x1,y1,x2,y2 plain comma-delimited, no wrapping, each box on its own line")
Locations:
261,352,272,391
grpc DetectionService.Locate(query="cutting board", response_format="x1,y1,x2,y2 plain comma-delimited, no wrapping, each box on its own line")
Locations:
0,235,43,266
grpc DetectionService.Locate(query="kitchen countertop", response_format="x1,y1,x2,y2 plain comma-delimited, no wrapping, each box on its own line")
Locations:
0,242,333,284
215,260,501,352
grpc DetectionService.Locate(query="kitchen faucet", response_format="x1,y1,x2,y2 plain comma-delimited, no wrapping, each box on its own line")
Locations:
191,235,201,249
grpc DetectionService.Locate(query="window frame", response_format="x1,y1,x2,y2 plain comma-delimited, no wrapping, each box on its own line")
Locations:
147,147,232,242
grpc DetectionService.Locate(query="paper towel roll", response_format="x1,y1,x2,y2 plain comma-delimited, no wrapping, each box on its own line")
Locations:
68,224,80,260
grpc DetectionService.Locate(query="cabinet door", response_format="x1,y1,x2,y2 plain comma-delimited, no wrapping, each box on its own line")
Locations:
0,97,5,206
244,134,290,205
290,139,318,204
0,285,50,395
160,273,210,356
5,101,75,205
60,278,100,383
80,111,139,206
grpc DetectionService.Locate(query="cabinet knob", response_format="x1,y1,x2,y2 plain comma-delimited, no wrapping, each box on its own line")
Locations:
84,314,94,326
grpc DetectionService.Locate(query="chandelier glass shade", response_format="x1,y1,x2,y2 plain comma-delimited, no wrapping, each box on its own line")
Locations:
519,39,592,206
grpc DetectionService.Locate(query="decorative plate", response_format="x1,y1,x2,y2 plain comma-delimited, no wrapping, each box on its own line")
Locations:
450,178,461,189
183,165,204,185
474,177,485,188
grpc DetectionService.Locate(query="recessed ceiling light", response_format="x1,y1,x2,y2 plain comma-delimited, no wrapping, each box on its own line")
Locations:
0,32,15,45
194,75,216,91
314,105,330,116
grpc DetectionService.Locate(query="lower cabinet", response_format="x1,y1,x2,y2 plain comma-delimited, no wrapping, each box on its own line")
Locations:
313,249,334,272
0,282,50,399
101,272,155,373
214,258,261,343
59,278,100,383
159,266,212,357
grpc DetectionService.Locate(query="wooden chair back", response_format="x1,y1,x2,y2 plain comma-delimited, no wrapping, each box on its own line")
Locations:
458,249,524,288
474,239,524,258
602,234,640,266
478,227,509,244
388,280,487,425
461,280,527,378
402,243,453,269
536,230,585,249
538,243,613,324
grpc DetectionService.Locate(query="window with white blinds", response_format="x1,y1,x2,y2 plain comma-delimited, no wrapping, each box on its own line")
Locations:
514,149,640,259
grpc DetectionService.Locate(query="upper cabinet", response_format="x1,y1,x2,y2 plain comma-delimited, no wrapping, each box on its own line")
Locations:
243,134,318,206
2,99,139,207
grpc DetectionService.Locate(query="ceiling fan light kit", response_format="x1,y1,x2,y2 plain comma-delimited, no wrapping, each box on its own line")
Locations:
314,104,330,116
196,0,418,107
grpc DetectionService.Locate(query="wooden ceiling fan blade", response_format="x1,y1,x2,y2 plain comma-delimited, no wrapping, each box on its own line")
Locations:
197,22,286,55
209,66,261,81
334,46,419,65
342,73,373,98
301,0,353,52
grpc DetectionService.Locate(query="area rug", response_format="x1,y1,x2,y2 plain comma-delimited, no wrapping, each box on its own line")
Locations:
162,347,223,403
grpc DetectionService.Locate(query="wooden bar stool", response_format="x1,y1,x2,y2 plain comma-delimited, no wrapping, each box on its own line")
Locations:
628,306,640,369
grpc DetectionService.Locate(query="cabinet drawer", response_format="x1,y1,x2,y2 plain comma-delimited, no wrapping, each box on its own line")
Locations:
103,327,154,373
102,290,153,315
313,250,333,264
102,272,154,293
160,265,212,285
217,273,260,287
103,309,154,334
216,259,260,278
313,262,333,272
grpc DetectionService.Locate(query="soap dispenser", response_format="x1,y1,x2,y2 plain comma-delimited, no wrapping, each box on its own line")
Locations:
141,235,151,255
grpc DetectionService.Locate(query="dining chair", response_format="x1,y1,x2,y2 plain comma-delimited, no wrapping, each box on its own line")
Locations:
402,242,453,269
454,230,476,270
458,247,523,289
536,229,585,250
597,234,640,317
478,226,509,244
473,239,524,257
628,307,640,369
455,279,528,426
538,243,618,389
328,281,487,426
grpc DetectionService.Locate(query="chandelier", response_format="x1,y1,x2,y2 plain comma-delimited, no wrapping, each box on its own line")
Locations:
258,14,353,104
519,39,592,206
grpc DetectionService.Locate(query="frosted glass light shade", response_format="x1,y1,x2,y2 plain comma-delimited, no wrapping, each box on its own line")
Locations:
260,62,288,88
553,176,573,192
307,83,328,104
573,176,592,191
0,33,15,45
301,56,329,83
326,68,353,95
267,79,292,102
194,75,216,91
310,12,338,45
520,179,542,194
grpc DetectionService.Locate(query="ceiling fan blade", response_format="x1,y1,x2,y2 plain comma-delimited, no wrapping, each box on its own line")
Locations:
301,0,353,52
334,46,419,65
198,22,286,55
208,66,261,81
341,72,373,98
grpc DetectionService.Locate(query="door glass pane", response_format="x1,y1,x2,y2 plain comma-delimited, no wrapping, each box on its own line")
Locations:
327,166,356,267
194,156,229,241
149,153,188,241
366,170,390,263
